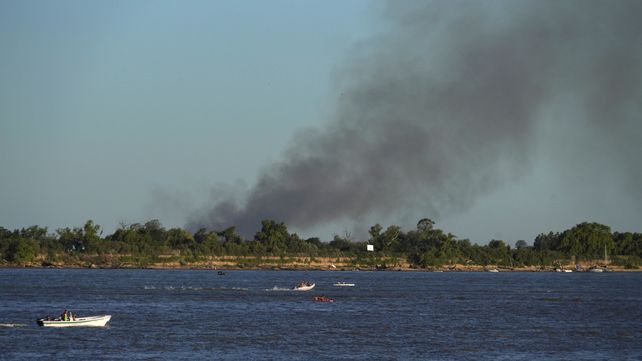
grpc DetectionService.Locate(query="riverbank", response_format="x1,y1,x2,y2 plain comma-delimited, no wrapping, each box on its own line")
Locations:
1,255,638,272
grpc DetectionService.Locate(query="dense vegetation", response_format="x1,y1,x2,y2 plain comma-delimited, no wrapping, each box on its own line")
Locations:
1,219,640,269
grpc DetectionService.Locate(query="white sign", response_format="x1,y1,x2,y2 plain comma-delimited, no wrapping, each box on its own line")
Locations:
366,244,374,252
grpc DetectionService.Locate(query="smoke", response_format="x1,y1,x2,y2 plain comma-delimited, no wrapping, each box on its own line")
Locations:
188,0,642,237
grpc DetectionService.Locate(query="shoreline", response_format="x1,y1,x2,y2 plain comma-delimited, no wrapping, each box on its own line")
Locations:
2,264,638,272
2,254,637,272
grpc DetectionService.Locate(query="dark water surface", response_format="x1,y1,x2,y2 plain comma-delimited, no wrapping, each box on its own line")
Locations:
0,269,640,360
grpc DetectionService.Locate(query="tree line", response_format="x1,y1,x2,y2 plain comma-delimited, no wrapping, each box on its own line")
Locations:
1,219,640,268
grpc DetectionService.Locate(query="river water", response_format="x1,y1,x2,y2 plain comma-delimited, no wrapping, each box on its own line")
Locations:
0,269,640,360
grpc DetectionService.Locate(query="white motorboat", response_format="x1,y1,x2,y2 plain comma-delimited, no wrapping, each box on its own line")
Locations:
333,282,355,287
292,283,315,291
37,315,111,327
555,267,573,272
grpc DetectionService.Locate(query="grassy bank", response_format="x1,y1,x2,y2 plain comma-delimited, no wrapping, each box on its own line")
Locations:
2,254,638,272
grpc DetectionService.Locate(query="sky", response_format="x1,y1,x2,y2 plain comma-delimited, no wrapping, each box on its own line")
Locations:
1,0,641,244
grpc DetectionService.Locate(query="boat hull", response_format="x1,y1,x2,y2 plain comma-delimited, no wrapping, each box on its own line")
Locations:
293,283,315,291
37,315,111,327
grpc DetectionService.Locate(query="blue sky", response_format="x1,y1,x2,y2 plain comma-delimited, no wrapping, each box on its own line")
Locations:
1,1,641,243
0,0,373,234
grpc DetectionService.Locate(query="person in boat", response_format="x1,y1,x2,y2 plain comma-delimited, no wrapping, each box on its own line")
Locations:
61,310,68,321
62,310,75,321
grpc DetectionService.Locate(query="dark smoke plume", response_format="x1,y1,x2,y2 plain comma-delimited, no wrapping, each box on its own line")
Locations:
189,0,642,237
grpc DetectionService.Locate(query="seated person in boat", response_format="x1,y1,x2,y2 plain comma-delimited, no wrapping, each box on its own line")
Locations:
60,310,75,321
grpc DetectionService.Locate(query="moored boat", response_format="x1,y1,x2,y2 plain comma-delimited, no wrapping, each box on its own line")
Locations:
37,315,111,327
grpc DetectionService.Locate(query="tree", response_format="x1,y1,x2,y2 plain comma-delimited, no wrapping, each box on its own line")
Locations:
614,232,642,257
417,218,435,233
254,220,290,254
6,239,39,265
219,227,242,244
56,227,84,252
329,235,353,253
0,226,12,239
369,224,382,239
82,220,102,252
381,225,401,253
534,232,560,251
19,225,49,241
559,222,614,259
166,228,194,249
144,219,166,244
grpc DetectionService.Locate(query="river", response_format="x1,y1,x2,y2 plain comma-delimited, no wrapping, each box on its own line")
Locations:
1,269,640,360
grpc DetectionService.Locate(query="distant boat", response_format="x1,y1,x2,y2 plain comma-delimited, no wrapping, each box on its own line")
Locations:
293,282,315,291
555,267,573,273
334,282,355,287
486,268,499,273
589,245,610,273
37,315,111,327
312,296,334,302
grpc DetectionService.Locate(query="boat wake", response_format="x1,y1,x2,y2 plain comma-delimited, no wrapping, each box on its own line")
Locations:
265,286,296,292
0,323,26,328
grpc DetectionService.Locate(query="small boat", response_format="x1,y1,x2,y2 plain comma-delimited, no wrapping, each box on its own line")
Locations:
292,282,315,291
217,271,226,276
486,268,499,273
313,296,334,302
333,282,355,287
589,246,610,273
37,315,111,327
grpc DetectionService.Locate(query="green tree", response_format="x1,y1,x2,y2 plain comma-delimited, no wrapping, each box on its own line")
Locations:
6,239,39,264
166,228,195,249
380,225,401,253
559,222,614,260
219,227,242,244
254,220,290,254
515,240,528,249
417,218,435,233
82,220,102,252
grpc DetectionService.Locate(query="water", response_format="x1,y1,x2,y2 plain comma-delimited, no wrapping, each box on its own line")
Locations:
1,269,640,360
